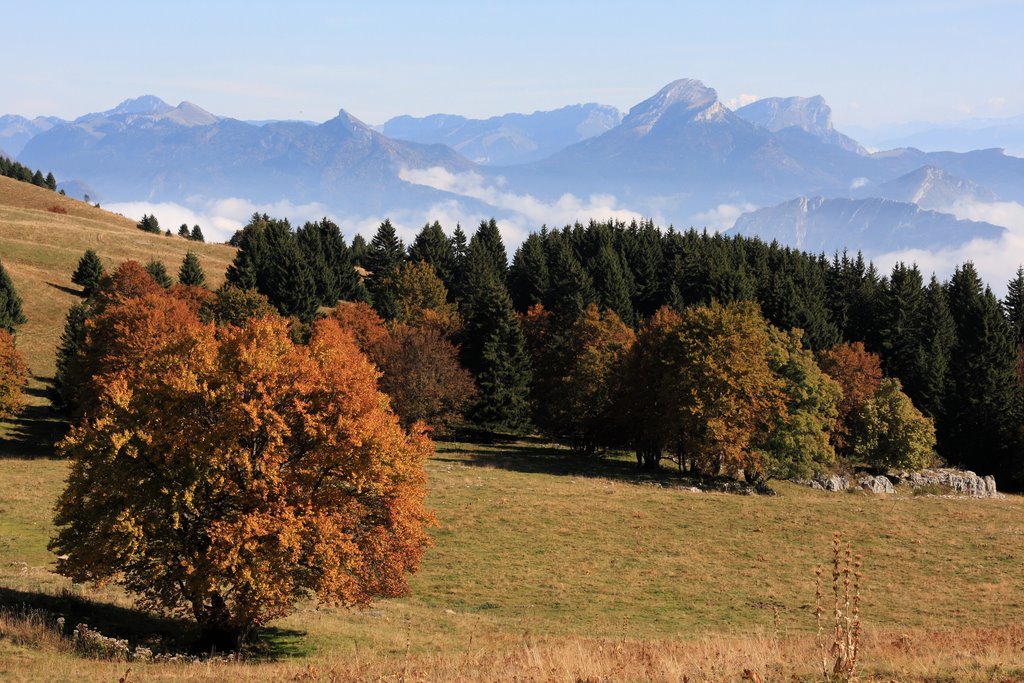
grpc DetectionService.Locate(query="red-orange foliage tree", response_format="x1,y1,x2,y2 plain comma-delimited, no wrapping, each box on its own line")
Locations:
334,300,476,431
0,331,27,419
50,290,434,649
818,342,884,453
377,323,477,430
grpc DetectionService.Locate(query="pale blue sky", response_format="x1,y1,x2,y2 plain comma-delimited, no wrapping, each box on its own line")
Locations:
4,1,1022,128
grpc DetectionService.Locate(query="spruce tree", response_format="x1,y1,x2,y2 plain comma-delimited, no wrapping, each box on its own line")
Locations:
508,233,550,312
145,259,173,288
944,262,1021,484
178,224,191,238
458,244,532,433
190,225,205,243
350,234,369,267
591,244,634,326
266,222,319,322
408,221,455,289
1003,266,1024,346
450,224,469,268
544,232,596,322
473,219,508,278
0,259,26,334
915,275,955,420
71,249,104,298
138,214,161,234
53,302,89,413
45,172,57,191
31,170,45,187
366,220,406,319
178,252,207,288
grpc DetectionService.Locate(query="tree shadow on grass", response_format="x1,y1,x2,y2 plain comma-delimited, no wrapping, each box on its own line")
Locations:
434,434,680,486
0,586,308,658
46,281,84,297
0,585,197,652
0,378,68,459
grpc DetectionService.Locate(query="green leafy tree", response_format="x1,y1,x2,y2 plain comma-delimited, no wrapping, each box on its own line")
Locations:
760,328,841,479
178,251,207,288
145,259,173,288
851,378,936,470
0,258,27,333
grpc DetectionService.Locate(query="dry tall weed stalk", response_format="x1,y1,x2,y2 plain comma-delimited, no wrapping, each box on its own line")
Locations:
816,531,862,682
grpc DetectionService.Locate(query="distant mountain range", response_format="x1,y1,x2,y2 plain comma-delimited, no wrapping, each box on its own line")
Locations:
732,196,1005,254
382,104,622,166
5,80,1024,256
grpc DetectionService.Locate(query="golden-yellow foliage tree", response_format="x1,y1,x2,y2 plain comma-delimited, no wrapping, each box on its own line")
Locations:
50,289,433,649
672,302,786,479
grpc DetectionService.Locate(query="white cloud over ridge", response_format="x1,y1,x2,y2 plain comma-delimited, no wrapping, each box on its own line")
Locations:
874,199,1024,296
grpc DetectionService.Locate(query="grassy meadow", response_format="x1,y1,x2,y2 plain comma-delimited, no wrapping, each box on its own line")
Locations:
1,176,1023,680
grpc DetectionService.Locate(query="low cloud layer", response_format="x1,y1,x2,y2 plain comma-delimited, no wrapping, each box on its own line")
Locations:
690,203,758,232
106,197,332,243
399,166,651,245
874,199,1024,295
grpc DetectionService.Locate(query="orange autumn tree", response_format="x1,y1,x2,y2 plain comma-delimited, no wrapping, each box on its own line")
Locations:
50,290,434,649
0,330,27,419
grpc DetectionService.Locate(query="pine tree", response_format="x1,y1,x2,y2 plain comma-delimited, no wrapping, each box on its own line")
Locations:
178,252,207,288
145,260,173,288
944,262,1021,484
178,224,191,238
450,224,469,268
0,259,26,334
31,170,45,187
190,225,205,243
457,239,532,433
45,172,57,191
1003,266,1024,346
71,249,104,298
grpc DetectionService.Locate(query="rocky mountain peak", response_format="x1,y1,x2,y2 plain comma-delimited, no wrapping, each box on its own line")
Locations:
623,79,724,134
109,95,173,116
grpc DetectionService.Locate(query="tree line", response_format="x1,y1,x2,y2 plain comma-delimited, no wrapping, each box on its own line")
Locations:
220,214,1023,488
0,155,57,191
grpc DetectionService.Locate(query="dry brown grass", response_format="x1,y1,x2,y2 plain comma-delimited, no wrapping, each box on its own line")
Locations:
2,614,1023,682
0,175,235,380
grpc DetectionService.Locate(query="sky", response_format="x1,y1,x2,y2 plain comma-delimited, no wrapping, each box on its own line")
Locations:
4,1,1023,129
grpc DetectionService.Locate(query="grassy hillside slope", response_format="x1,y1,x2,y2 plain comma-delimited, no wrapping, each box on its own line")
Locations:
1,444,1023,680
0,175,235,378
